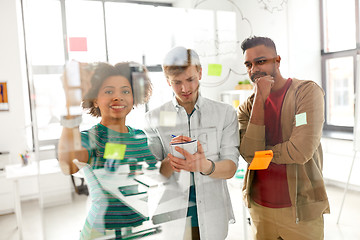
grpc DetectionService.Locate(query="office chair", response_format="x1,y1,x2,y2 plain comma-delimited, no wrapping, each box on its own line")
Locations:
71,173,89,196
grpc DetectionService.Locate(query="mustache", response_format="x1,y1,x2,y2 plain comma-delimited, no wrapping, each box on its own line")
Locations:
250,72,267,82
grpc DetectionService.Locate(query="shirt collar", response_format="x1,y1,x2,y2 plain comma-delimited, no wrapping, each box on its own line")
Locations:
171,93,204,112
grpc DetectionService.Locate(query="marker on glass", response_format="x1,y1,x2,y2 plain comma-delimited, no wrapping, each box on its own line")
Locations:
171,135,177,138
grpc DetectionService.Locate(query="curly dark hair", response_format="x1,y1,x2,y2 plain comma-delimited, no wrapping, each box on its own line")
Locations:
81,62,152,117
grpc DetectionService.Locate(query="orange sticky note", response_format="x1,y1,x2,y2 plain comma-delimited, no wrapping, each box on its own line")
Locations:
248,150,273,170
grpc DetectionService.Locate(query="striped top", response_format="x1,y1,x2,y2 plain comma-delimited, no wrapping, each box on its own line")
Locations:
79,124,156,238
81,123,157,171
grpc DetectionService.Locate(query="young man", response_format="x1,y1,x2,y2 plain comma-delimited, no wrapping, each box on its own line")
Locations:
238,36,330,240
144,46,240,240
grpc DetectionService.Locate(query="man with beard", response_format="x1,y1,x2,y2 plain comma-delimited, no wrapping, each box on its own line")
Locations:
144,46,240,240
237,36,330,240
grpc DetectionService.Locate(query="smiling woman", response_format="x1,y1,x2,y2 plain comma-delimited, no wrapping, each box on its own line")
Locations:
81,63,151,133
57,62,156,239
82,62,152,118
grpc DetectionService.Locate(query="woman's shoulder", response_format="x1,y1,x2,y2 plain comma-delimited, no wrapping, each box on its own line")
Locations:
81,123,107,139
127,126,146,136
85,123,102,133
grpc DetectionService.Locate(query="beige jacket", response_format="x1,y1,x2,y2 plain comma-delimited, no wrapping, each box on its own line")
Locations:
238,78,330,222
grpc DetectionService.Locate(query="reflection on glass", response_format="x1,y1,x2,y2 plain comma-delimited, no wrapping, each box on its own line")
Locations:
58,62,159,239
326,57,354,126
105,3,174,65
147,72,173,111
187,9,215,56
323,0,356,52
33,74,66,140
26,0,65,65
216,10,237,55
65,1,107,62
23,2,243,239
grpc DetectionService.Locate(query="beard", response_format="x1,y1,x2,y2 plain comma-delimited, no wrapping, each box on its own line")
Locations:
250,71,268,82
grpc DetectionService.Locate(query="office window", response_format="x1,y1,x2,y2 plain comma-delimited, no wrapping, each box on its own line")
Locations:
325,57,354,127
26,0,65,66
321,0,359,133
24,0,66,150
23,0,174,152
322,0,356,52
23,0,237,153
65,0,107,62
105,2,174,65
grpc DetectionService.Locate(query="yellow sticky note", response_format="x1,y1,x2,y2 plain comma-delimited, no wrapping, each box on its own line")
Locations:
232,100,240,108
103,143,126,160
207,64,222,76
295,112,307,127
248,150,273,170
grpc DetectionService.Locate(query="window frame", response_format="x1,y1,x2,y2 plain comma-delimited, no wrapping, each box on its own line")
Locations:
320,0,360,138
23,0,171,154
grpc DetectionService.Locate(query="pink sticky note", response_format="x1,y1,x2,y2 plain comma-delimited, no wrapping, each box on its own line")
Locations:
69,37,87,52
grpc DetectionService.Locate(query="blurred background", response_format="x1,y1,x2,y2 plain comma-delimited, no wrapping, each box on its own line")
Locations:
1,0,360,239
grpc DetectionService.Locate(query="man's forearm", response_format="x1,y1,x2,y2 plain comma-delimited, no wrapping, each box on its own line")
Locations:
159,157,174,178
250,94,265,125
207,159,237,179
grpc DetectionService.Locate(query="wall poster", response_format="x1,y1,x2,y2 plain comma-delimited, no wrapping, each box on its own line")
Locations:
0,82,9,111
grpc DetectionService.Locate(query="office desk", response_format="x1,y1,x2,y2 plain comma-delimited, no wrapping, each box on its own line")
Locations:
93,167,191,239
91,166,168,239
93,168,151,217
5,163,38,240
94,167,246,240
5,159,71,240
93,167,190,220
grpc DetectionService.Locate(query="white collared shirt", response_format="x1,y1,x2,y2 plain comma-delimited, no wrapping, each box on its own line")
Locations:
144,95,240,240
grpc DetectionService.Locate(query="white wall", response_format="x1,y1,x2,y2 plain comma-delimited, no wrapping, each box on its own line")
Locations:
174,0,321,101
287,0,322,84
0,0,31,165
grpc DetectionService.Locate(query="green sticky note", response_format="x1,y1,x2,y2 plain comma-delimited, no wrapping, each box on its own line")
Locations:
295,112,307,127
207,64,222,76
103,143,126,160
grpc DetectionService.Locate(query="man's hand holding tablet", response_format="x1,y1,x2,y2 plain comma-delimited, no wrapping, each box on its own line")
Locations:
167,135,213,175
170,135,198,159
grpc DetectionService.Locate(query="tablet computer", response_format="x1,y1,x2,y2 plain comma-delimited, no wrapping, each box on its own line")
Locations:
118,184,147,196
